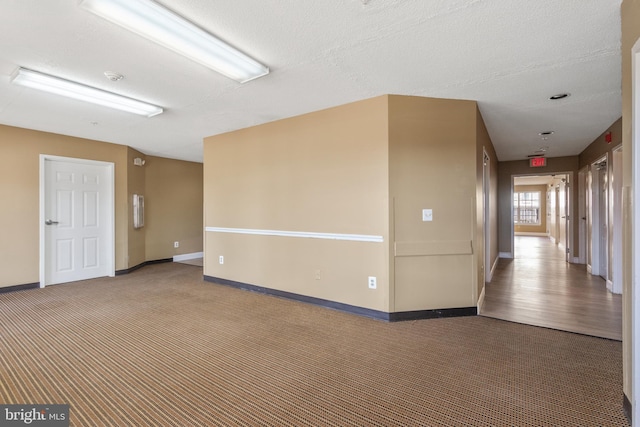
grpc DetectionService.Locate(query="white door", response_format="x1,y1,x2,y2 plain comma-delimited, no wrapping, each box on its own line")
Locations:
598,162,609,280
611,148,623,293
43,157,114,285
563,176,570,263
557,183,565,251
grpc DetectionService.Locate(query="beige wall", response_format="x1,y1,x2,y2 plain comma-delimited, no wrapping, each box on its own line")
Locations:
0,124,203,288
498,156,579,258
389,96,479,311
127,147,146,268
204,94,497,313
514,184,548,234
0,125,129,287
145,155,203,260
579,118,622,169
204,96,391,311
477,108,500,293
621,0,639,405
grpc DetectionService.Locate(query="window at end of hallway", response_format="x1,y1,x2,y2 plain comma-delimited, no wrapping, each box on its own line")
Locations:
514,191,541,225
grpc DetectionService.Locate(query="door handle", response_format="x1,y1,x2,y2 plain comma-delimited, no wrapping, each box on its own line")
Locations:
45,219,59,225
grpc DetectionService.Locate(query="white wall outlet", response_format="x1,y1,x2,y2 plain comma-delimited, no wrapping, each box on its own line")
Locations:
422,209,433,222
315,269,321,280
174,241,179,248
219,256,224,264
368,276,377,289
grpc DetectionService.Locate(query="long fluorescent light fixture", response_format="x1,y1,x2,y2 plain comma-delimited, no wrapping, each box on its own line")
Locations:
11,68,163,117
79,0,269,83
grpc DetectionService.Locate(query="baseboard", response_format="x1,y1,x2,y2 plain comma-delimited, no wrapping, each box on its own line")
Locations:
204,276,477,322
389,307,476,321
477,286,486,312
624,394,632,424
0,282,40,294
116,258,172,275
606,279,624,295
173,252,203,262
499,252,513,259
489,256,499,282
587,264,592,274
606,279,613,292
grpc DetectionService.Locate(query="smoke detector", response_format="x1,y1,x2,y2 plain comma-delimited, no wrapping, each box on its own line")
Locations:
104,71,124,82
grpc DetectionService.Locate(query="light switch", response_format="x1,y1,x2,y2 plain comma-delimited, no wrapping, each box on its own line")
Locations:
422,209,433,222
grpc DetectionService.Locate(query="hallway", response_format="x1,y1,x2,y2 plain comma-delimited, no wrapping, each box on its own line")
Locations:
481,236,622,340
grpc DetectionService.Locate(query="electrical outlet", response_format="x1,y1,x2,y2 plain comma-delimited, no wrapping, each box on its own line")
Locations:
219,256,224,265
315,270,321,280
368,276,377,289
173,241,179,248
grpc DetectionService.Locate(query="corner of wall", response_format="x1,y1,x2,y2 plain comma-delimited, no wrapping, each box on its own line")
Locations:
126,147,146,268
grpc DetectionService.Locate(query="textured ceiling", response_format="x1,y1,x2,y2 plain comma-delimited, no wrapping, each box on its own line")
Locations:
0,0,622,163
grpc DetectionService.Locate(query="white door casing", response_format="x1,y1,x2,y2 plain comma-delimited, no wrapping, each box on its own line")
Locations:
631,39,640,425
40,156,115,286
483,150,491,283
578,168,587,265
612,147,623,294
599,159,609,280
557,178,567,258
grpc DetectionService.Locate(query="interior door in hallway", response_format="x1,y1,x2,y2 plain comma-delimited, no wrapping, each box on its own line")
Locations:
556,177,568,261
43,157,114,285
598,161,608,280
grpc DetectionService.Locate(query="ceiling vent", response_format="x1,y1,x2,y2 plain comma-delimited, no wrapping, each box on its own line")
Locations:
104,71,124,82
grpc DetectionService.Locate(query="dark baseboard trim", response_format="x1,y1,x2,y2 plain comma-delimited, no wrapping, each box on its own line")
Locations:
624,394,632,424
388,306,477,321
204,276,477,322
0,282,40,294
116,258,173,276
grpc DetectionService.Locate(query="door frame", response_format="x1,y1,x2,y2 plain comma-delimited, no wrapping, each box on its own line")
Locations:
632,37,640,424
589,156,608,279
483,149,491,283
511,172,572,261
578,167,588,265
611,145,623,294
39,155,115,287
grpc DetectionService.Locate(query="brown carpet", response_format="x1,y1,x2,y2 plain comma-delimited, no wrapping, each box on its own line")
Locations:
0,263,629,426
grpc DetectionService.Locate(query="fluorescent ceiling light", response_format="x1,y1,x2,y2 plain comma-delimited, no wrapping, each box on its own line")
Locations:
79,0,269,83
11,68,163,117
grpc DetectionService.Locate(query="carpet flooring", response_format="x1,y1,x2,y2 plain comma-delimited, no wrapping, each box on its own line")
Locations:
0,263,629,426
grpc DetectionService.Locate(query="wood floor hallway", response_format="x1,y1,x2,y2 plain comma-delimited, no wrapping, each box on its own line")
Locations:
481,235,622,341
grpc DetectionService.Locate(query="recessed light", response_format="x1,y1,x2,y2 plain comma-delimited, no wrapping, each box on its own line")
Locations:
550,93,570,100
539,131,554,136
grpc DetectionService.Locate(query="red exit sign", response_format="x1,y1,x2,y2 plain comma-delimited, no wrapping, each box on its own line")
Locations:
530,157,547,168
